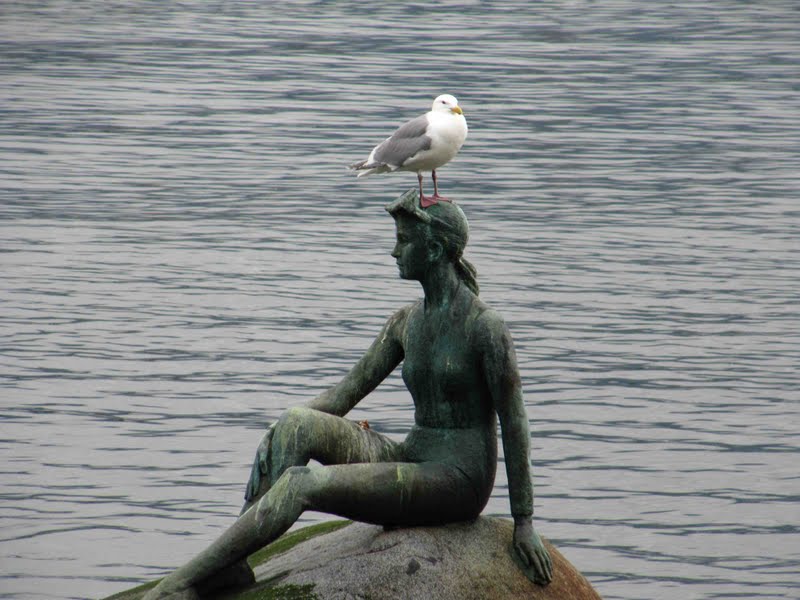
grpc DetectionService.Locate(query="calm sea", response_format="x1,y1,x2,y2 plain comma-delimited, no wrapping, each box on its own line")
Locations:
1,1,798,598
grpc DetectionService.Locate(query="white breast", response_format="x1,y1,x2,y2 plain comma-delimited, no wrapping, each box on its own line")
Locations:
402,111,468,173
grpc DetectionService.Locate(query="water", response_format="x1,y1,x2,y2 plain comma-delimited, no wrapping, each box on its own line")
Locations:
1,1,798,598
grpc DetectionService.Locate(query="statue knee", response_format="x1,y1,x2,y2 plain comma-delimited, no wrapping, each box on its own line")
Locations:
256,465,315,523
276,406,313,434
274,465,314,495
274,407,325,451
284,465,312,479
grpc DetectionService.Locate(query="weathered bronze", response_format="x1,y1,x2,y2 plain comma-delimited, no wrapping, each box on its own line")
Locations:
142,189,552,599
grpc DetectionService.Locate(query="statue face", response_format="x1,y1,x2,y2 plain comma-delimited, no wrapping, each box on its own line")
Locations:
391,217,431,281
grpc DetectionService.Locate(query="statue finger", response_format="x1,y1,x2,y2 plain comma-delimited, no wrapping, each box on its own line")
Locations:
543,550,553,579
537,549,553,583
256,426,275,473
257,450,268,474
529,549,545,579
245,461,261,501
513,542,531,567
531,549,553,585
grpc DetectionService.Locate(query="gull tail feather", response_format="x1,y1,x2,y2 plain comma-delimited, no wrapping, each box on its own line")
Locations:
349,160,394,178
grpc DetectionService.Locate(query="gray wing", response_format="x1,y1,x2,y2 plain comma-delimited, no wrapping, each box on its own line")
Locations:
371,114,432,168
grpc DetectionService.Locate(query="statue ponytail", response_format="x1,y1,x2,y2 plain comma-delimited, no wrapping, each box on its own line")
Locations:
456,256,479,296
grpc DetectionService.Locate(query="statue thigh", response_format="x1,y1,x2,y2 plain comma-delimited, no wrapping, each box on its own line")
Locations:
259,407,482,526
301,460,481,527
268,406,403,472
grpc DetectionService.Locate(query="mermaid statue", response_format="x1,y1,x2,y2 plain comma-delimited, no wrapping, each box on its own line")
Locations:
143,189,552,599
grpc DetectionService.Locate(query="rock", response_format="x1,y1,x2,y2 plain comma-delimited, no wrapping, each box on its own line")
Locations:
251,517,601,600
105,518,602,600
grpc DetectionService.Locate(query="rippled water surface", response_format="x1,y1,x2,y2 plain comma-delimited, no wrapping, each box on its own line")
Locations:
1,1,799,598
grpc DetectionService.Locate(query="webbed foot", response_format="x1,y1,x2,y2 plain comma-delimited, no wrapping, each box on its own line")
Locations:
420,194,436,208
420,193,452,208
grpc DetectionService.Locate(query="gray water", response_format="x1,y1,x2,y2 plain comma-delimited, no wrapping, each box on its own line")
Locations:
1,1,798,598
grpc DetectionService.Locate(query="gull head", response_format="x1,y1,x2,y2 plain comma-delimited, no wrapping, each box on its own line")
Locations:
432,94,463,115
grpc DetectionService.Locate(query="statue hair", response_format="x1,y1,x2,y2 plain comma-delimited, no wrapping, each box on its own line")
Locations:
386,191,480,296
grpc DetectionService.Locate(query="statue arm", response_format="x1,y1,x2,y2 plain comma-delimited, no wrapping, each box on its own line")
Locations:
478,311,532,516
305,306,408,417
478,311,553,585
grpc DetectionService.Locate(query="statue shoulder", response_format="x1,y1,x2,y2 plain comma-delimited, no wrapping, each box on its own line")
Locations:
392,300,421,322
471,301,514,348
467,295,504,327
384,301,421,339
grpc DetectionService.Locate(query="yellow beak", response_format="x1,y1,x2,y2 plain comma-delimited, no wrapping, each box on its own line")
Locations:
451,105,463,115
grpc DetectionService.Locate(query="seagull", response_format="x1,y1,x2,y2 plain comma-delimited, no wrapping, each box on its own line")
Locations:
349,94,468,208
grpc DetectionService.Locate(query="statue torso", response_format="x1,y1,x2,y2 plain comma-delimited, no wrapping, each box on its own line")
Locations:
398,287,499,495
400,287,495,430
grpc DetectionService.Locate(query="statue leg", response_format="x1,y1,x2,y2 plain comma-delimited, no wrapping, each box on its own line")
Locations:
241,406,401,515
143,465,316,600
143,460,479,600
145,408,403,598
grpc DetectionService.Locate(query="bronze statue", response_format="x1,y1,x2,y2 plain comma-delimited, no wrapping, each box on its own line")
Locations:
143,189,553,599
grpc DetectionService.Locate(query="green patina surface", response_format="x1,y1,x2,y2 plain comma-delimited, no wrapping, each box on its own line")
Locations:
104,520,351,600
219,582,318,600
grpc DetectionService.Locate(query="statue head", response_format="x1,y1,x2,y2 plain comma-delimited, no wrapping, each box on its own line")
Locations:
385,189,479,295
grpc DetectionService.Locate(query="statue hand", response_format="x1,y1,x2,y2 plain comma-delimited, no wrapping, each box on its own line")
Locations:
512,518,553,586
245,424,275,502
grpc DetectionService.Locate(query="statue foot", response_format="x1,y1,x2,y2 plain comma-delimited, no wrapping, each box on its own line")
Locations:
197,559,255,595
142,581,200,600
141,560,253,600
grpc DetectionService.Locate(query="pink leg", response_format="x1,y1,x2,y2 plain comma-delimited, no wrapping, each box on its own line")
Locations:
418,173,435,208
430,170,452,203
420,172,445,208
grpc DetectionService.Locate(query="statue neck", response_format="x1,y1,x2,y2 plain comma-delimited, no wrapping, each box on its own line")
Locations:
420,262,462,312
